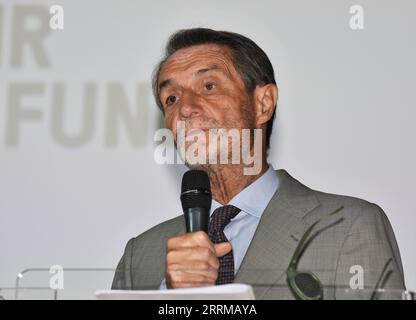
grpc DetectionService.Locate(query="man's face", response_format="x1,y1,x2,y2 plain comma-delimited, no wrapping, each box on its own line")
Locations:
157,44,256,152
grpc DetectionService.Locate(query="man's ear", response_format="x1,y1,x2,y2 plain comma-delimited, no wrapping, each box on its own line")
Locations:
253,83,278,127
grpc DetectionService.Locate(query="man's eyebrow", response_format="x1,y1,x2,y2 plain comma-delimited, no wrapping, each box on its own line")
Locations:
158,79,171,91
195,65,230,78
158,65,229,91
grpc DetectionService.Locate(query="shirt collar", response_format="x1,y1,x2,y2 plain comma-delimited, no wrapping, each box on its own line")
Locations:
210,165,279,218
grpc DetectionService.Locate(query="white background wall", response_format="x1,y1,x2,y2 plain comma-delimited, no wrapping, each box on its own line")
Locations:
1,0,415,292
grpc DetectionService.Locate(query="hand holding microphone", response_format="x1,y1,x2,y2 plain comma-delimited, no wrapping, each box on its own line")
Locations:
165,170,232,289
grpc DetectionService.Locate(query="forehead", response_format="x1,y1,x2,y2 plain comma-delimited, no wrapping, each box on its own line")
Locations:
159,44,237,81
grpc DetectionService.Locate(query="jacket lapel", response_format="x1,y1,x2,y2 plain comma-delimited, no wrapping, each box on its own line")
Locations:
234,169,320,299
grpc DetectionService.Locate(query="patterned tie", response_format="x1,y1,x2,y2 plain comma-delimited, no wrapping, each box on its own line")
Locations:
208,205,241,285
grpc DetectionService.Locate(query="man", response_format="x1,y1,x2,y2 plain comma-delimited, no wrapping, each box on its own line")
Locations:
112,28,406,299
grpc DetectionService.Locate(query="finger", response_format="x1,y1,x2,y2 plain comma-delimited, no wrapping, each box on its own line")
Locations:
214,242,232,257
167,260,218,280
166,247,220,270
167,270,216,288
167,231,215,252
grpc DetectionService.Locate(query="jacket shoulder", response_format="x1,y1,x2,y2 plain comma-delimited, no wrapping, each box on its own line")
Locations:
310,187,387,228
278,169,387,226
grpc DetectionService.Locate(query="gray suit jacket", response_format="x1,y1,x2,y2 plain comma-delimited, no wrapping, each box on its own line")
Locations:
112,169,406,299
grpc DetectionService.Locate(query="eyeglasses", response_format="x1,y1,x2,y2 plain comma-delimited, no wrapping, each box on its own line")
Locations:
370,257,393,300
286,206,344,300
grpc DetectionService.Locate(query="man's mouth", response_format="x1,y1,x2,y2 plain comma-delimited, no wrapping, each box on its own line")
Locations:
185,127,211,139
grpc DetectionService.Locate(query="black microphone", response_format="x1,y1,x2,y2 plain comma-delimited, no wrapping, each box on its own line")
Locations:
180,170,212,233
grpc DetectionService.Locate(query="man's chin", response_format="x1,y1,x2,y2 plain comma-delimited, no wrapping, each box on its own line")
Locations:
184,162,209,172
185,162,229,175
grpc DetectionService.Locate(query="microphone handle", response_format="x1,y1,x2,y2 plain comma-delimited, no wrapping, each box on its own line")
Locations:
184,207,209,233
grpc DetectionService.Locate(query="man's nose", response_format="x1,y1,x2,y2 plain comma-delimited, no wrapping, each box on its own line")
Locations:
179,90,203,119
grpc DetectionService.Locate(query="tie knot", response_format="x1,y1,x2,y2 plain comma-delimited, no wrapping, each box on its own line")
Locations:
209,205,241,234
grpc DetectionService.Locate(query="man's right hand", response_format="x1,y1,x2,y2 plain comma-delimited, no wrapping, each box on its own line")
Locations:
165,231,232,289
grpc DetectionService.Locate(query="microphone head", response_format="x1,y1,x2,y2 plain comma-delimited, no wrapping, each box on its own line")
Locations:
180,170,212,211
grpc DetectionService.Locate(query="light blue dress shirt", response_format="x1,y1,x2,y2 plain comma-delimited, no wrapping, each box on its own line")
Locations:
159,165,279,289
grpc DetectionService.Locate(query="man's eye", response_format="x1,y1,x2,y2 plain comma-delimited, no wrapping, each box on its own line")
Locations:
205,82,216,91
165,95,177,105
